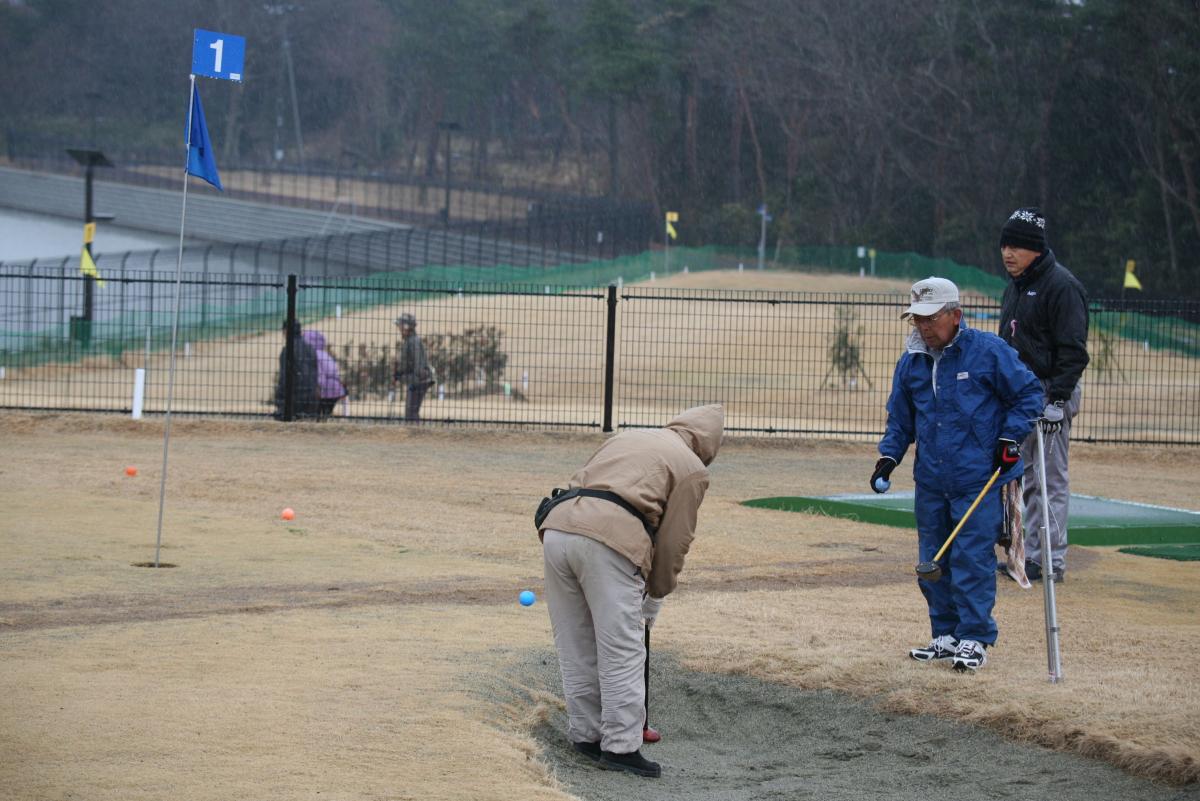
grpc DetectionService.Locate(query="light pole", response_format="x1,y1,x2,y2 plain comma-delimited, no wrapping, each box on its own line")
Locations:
265,3,304,166
437,120,461,226
756,204,771,270
66,148,114,347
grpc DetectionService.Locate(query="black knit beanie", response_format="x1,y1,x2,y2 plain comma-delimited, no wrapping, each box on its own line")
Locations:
999,207,1047,251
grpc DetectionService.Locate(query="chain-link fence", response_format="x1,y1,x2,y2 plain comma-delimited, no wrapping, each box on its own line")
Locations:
2,266,1197,444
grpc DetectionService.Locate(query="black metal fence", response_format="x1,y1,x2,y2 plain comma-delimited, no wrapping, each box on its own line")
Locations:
2,270,1198,444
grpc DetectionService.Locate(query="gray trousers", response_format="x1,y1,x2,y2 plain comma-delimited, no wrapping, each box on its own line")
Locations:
542,529,646,754
1020,383,1081,571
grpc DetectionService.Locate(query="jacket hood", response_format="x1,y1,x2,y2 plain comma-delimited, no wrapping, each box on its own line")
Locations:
301,330,326,351
665,404,724,466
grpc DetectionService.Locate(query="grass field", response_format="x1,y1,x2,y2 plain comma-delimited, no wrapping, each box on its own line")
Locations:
1,411,1198,800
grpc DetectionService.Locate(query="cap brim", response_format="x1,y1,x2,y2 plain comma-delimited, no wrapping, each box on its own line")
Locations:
901,301,949,318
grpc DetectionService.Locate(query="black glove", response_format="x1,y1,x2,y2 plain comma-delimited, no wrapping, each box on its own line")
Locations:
870,457,896,493
1040,400,1065,433
994,439,1020,472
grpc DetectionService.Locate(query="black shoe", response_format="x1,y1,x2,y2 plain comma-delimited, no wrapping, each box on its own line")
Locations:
600,749,661,778
572,741,602,762
1026,561,1064,583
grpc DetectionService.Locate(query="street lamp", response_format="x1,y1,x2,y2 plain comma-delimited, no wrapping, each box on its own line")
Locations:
437,120,461,226
66,148,114,346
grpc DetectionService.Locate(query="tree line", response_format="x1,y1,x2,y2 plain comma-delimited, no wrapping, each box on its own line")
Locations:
1,0,1197,298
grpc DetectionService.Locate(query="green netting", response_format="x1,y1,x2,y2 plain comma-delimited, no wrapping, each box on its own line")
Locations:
370,247,724,287
1089,306,1200,359
743,492,1200,547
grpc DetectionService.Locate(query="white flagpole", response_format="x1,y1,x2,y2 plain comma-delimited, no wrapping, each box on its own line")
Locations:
154,73,196,568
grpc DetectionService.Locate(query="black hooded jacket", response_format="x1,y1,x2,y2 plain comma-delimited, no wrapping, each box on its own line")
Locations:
998,249,1090,403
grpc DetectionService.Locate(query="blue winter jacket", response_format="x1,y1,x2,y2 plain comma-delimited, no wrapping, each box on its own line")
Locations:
879,322,1043,495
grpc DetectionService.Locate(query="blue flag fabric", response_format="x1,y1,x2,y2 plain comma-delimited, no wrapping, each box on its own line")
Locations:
186,86,223,191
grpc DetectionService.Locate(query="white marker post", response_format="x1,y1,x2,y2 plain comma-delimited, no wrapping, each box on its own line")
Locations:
131,368,146,420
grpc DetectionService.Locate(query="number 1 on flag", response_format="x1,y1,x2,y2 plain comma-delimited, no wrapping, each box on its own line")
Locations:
192,29,245,82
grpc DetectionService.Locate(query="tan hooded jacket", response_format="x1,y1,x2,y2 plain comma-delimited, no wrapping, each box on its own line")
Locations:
538,404,724,598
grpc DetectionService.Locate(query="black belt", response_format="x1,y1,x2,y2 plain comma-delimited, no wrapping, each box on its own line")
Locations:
535,487,657,542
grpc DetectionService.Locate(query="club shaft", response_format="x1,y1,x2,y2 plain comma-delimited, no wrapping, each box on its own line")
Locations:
644,625,650,717
931,467,1003,563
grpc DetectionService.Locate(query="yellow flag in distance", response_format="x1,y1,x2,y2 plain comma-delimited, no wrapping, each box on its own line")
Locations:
80,247,105,287
1123,259,1142,291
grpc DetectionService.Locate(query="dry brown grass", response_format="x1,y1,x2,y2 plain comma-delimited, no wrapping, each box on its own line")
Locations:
0,412,1197,799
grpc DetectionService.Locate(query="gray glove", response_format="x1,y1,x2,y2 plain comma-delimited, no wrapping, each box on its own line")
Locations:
641,595,664,629
1040,401,1065,433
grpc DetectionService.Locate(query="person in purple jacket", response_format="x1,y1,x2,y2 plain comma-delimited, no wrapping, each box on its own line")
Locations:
302,329,347,419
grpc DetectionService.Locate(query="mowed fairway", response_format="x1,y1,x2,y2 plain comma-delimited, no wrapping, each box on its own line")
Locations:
1,411,1198,801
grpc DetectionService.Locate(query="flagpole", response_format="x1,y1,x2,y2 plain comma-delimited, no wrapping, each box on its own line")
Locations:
153,73,196,568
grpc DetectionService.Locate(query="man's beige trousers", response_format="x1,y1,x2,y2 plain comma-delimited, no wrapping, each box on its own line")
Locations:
542,529,646,754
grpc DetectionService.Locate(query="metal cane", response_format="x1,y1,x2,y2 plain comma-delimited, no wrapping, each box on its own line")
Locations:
1035,422,1064,683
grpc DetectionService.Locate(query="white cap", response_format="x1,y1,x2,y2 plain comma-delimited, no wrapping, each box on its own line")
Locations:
902,277,959,318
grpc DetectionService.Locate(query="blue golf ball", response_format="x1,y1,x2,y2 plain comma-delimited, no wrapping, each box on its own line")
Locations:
519,590,536,607
873,477,891,493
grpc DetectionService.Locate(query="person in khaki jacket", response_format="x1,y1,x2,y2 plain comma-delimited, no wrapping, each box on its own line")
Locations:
538,404,724,778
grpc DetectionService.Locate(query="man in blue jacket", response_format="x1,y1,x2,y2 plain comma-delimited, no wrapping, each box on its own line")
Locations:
871,277,1043,672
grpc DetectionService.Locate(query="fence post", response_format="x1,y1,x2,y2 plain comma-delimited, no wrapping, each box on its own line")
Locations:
283,274,298,422
603,283,617,432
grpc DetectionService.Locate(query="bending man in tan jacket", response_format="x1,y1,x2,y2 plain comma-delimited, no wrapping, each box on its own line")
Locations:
538,404,724,778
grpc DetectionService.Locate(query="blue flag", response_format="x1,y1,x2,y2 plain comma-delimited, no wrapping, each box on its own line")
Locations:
186,86,223,191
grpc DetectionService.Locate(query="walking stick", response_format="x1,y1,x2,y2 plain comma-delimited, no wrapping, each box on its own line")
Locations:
1036,422,1064,683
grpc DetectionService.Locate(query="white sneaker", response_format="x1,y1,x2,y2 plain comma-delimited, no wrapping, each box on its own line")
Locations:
951,639,988,672
910,634,958,662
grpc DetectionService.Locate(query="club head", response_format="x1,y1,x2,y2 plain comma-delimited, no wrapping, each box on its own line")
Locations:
915,561,942,582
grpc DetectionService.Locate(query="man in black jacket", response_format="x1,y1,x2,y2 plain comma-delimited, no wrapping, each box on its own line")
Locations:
997,208,1089,582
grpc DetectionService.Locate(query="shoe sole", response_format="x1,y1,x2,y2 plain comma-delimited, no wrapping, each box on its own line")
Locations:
910,652,955,662
952,659,986,672
599,759,661,778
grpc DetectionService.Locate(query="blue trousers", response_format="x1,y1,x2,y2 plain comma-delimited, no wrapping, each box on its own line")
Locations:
914,482,1000,645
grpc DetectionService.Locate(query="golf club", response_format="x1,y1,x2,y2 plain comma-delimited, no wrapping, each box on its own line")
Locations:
642,625,661,743
915,466,1003,582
